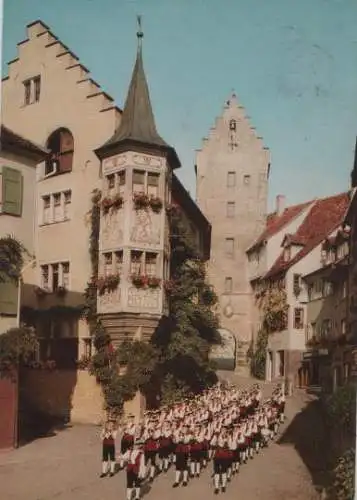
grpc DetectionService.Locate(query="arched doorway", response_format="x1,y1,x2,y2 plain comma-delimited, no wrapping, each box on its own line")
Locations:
45,128,74,175
210,328,237,371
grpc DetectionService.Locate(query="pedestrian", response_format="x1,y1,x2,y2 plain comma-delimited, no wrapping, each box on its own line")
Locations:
172,428,190,487
100,419,117,478
123,439,146,500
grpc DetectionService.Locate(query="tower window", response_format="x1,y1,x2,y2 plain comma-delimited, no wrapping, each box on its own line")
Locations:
227,171,236,187
45,128,74,175
227,202,235,218
243,175,251,185
23,76,41,105
229,119,236,131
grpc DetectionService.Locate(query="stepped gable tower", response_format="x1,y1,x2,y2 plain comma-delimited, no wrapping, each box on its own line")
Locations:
195,93,270,375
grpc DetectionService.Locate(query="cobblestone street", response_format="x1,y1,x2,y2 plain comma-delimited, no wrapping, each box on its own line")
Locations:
0,388,320,500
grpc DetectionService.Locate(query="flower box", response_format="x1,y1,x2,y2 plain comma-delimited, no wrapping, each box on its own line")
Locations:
131,274,148,288
149,196,163,213
97,275,120,295
106,274,120,291
133,192,150,209
112,193,124,210
147,276,161,288
101,197,113,213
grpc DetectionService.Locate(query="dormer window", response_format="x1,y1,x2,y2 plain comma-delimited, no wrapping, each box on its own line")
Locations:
229,119,236,131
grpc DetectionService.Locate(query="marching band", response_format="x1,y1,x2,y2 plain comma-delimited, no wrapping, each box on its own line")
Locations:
100,382,286,499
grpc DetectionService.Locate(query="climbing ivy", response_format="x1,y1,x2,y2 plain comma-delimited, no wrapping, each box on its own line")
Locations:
248,327,268,379
0,235,27,283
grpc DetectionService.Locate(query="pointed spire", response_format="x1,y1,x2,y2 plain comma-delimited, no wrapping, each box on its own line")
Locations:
96,17,180,168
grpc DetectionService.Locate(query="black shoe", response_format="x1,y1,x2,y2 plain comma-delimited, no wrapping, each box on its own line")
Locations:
149,477,154,483
99,473,106,478
196,473,200,478
173,483,179,488
183,481,188,487
109,472,114,477
214,489,219,495
222,487,226,493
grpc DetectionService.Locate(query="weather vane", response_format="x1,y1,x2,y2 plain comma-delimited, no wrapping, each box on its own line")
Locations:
137,15,143,40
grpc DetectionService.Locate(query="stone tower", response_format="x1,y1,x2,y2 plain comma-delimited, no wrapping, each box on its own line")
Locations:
195,94,270,374
95,23,180,345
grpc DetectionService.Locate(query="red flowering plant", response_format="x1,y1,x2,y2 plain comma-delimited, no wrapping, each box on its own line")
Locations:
96,276,107,296
147,276,161,288
149,196,163,213
131,274,148,288
101,196,113,214
164,279,176,294
112,193,124,210
133,192,150,210
97,274,120,295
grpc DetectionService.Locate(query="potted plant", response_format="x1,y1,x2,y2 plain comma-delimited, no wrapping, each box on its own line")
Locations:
147,276,161,288
96,276,107,296
112,193,124,210
131,274,147,288
149,196,163,213
101,196,113,213
106,274,120,292
133,192,150,210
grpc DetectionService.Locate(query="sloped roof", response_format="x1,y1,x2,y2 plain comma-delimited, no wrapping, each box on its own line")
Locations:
247,200,312,252
1,125,49,159
265,192,350,278
95,29,180,168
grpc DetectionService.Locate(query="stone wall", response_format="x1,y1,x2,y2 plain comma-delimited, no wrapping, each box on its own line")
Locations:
20,369,105,424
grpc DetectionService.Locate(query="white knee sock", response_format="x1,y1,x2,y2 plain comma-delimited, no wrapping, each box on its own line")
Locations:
222,473,227,487
190,462,195,476
150,465,155,478
126,488,132,500
110,461,115,473
164,458,169,470
195,462,200,475
102,461,108,474
214,473,220,489
175,470,181,483
183,470,188,482
134,487,140,499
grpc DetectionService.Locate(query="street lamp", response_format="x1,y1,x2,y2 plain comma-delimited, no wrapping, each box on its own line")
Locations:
16,259,36,328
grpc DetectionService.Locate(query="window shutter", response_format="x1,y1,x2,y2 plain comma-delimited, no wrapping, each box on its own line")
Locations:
0,280,18,316
2,167,23,216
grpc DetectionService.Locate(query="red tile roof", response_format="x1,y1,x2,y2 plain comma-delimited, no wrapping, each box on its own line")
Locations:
248,201,312,251
265,191,351,278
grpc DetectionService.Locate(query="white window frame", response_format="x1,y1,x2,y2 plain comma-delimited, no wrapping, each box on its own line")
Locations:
41,190,72,224
40,261,70,291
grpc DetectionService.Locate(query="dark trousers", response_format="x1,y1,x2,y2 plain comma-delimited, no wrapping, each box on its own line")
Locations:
102,444,115,461
127,469,140,488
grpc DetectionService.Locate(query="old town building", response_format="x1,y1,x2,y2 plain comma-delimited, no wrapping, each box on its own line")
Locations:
195,94,270,374
247,192,350,386
1,20,210,423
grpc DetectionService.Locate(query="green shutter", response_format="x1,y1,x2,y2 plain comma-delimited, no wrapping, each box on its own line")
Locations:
2,166,23,216
0,279,18,315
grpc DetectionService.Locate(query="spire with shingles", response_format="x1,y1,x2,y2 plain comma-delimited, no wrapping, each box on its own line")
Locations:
96,16,180,168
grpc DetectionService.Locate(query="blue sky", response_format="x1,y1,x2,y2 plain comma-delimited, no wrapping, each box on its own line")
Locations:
2,0,357,209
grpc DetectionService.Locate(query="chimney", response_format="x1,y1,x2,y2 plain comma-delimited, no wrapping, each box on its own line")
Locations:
275,195,286,215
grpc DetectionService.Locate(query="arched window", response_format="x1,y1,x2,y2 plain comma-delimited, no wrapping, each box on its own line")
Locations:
45,128,74,175
229,119,236,131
